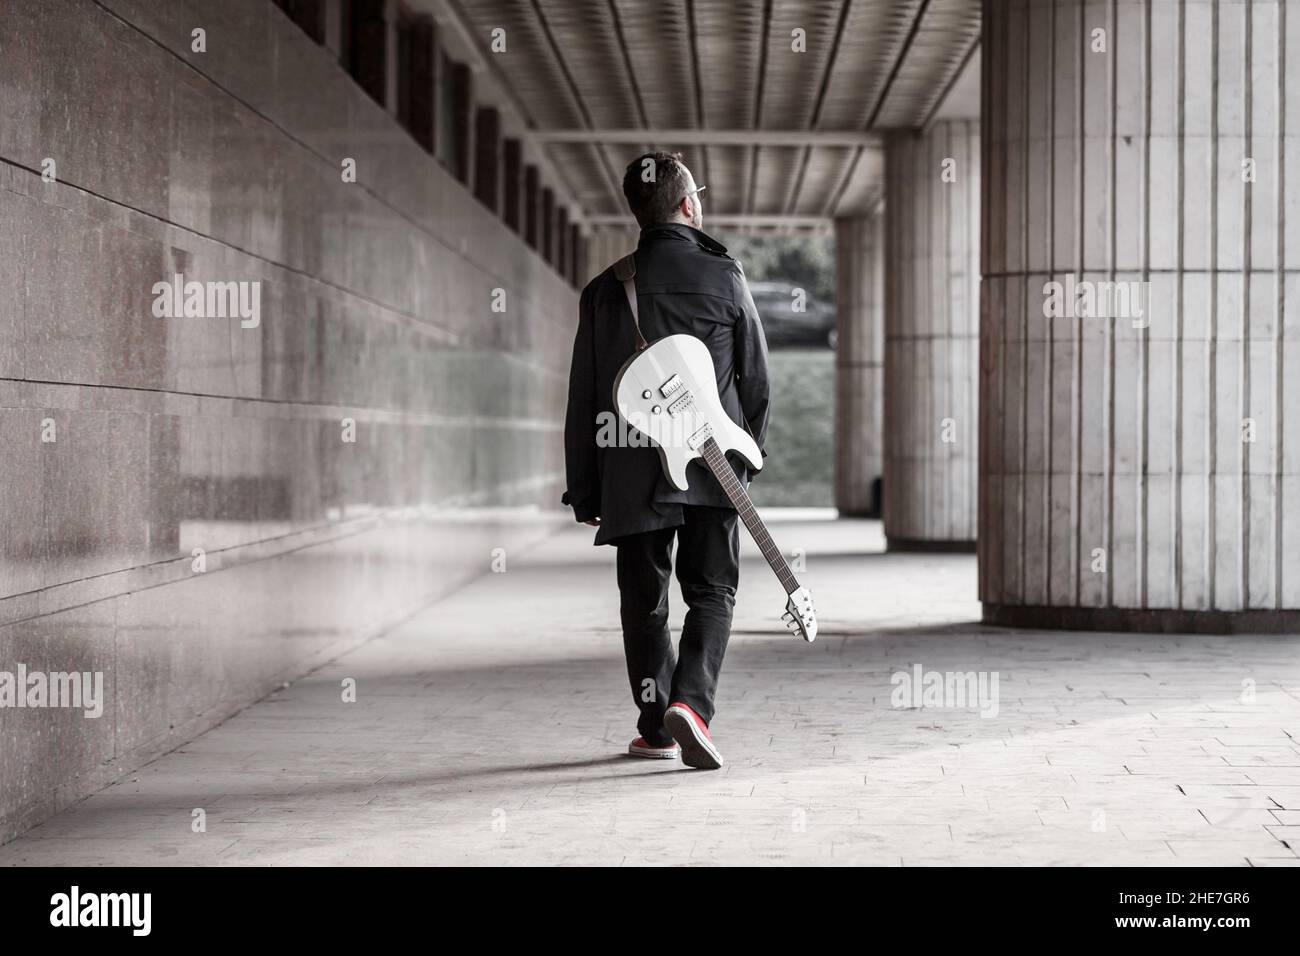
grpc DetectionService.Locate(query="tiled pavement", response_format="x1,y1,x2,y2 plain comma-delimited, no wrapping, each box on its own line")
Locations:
2,515,1298,866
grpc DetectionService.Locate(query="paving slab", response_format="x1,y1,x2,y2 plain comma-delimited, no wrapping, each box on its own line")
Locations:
1,517,1297,866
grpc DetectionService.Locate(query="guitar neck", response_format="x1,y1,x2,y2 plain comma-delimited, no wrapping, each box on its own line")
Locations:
698,437,801,595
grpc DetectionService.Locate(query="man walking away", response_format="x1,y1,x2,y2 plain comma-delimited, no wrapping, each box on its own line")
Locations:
561,152,771,769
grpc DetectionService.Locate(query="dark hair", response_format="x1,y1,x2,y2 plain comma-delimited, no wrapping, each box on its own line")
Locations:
622,151,690,228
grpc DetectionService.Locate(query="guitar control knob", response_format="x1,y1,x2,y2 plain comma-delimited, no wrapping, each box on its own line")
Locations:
652,405,662,414
642,390,652,399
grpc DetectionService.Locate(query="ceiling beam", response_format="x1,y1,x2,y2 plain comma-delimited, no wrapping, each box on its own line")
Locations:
863,0,934,130
684,0,711,192
825,0,944,217
533,129,880,147
428,0,592,227
921,36,981,133
781,0,856,217
524,0,628,216
744,0,775,218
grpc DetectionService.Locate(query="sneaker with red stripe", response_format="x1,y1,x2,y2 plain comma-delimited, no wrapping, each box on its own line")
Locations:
663,702,724,770
627,736,680,759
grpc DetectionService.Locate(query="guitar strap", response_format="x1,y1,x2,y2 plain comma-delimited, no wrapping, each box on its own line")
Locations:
613,254,648,351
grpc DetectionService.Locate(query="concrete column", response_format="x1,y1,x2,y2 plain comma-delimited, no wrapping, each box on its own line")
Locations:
403,15,437,154
382,0,399,118
435,50,454,169
588,227,636,278
588,228,612,273
474,107,501,213
448,61,474,187
323,0,345,61
274,0,327,44
980,0,1300,631
556,207,570,277
524,165,540,249
542,188,555,264
586,228,607,277
570,225,584,287
834,211,885,517
503,139,523,233
615,227,635,264
348,0,387,107
883,120,980,550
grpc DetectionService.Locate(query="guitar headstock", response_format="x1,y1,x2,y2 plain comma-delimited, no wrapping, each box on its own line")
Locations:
782,586,818,643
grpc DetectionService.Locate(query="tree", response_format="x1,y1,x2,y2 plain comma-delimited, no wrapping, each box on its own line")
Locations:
715,233,835,304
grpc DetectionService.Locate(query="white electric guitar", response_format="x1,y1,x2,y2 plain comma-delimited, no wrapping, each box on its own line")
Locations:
611,256,818,643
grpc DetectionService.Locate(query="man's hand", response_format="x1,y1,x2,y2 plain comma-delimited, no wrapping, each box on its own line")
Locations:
584,518,601,527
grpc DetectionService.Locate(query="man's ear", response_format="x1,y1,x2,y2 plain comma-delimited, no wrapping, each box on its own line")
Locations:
679,196,693,221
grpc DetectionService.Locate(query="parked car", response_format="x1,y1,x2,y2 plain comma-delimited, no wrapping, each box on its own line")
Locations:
747,281,837,349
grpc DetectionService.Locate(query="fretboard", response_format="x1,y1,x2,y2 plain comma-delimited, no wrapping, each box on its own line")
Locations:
698,437,801,595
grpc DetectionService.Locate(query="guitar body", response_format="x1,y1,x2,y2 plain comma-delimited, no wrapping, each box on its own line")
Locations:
614,334,818,642
614,334,762,491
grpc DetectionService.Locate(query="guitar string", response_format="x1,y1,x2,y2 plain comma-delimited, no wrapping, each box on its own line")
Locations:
700,436,800,595
652,390,804,603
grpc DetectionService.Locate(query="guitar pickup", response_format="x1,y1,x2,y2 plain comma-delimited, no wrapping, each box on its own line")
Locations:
666,393,693,418
659,374,684,398
686,423,713,450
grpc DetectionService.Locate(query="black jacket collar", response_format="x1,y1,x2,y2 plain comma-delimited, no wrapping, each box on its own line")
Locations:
637,222,729,255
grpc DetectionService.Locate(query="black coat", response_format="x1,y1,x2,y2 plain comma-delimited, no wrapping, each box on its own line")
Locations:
562,223,772,545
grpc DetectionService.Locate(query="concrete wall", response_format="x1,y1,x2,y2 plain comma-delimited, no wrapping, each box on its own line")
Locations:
883,121,981,547
980,0,1300,629
0,0,577,841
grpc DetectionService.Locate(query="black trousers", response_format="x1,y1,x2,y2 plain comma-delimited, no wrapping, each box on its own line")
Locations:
614,505,740,747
